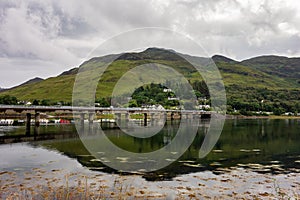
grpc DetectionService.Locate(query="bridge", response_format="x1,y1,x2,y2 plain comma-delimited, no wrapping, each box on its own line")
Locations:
0,105,211,133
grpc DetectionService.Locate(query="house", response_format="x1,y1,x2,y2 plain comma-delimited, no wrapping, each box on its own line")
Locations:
163,88,172,92
168,97,179,101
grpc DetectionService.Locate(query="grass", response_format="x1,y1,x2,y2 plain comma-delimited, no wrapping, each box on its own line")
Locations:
0,50,298,105
1,75,75,102
2,173,167,200
269,115,300,119
2,171,300,200
5,175,103,200
216,62,298,89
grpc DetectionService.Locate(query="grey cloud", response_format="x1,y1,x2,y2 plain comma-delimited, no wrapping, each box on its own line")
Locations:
0,0,300,87
0,57,70,88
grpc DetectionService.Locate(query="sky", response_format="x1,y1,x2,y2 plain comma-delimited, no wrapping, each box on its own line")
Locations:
1,0,300,88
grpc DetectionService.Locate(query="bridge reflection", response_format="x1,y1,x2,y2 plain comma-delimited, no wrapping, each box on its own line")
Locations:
0,119,211,145
0,127,78,144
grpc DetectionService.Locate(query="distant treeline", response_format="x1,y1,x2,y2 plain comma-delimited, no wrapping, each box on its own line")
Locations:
1,80,299,116
226,85,300,115
0,95,71,106
0,95,18,105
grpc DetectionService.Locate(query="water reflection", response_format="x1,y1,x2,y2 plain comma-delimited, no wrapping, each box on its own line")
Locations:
0,119,300,181
76,118,200,172
0,124,78,144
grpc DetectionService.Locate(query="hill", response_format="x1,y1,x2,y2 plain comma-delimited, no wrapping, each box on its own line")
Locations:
15,77,44,87
212,55,238,64
0,48,299,113
241,55,300,80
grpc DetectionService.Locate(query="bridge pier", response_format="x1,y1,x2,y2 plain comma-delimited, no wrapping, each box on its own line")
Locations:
26,113,31,135
123,113,129,128
34,125,40,138
193,113,200,119
170,112,174,121
88,113,94,135
88,113,94,126
35,112,40,127
34,112,40,137
143,113,147,126
80,113,84,127
163,112,167,120
98,111,103,123
150,113,155,119
150,113,155,126
115,113,121,126
125,113,129,122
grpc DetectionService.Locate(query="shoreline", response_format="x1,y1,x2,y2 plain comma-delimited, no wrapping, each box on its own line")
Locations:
1,166,299,199
226,114,300,119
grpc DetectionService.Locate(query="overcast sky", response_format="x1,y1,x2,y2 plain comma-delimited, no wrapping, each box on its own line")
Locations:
1,0,300,88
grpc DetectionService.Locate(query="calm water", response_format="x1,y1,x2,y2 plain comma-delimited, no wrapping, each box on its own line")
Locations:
0,119,299,181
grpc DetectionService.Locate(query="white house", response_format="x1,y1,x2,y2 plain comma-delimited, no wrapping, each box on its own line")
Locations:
163,88,172,92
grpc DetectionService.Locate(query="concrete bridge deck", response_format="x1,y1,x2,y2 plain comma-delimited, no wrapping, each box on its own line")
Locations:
0,105,211,133
0,105,210,114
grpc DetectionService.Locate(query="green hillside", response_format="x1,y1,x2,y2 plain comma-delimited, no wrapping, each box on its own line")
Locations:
241,55,300,79
0,48,299,113
1,75,75,102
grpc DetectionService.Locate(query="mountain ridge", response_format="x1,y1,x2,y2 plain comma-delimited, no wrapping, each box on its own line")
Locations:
3,48,300,91
0,48,299,114
7,77,44,91
241,55,300,79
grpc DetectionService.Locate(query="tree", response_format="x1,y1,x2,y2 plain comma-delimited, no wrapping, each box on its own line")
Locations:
273,108,284,115
0,95,18,105
96,98,110,107
41,99,50,106
128,99,138,107
32,99,39,105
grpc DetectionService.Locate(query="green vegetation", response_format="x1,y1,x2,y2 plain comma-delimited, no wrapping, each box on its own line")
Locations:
226,85,300,115
130,83,179,108
0,48,299,115
0,95,18,105
0,75,75,102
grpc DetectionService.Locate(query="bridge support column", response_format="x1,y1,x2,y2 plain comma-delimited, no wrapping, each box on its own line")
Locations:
88,113,94,126
115,113,121,126
88,113,94,135
124,113,129,128
26,113,31,135
99,111,103,123
125,113,129,122
150,113,155,119
143,113,147,126
78,113,85,134
80,113,84,127
193,113,200,120
163,113,167,120
150,113,155,125
35,113,40,127
34,125,40,138
170,112,174,121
